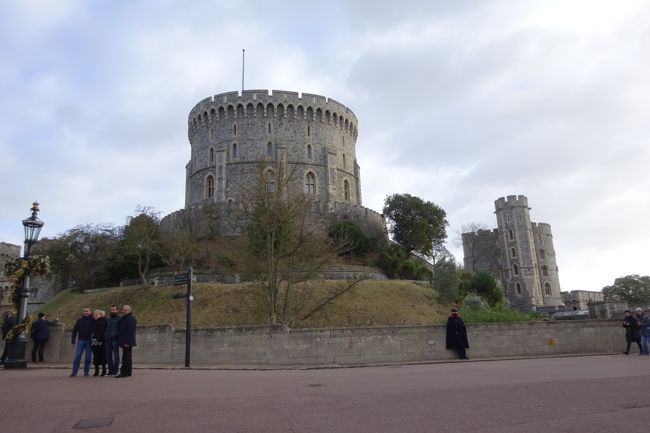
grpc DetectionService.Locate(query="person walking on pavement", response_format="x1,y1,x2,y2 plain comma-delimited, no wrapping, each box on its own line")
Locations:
70,307,94,377
622,309,642,355
1,311,17,364
104,305,121,375
90,310,108,376
116,304,137,378
446,307,470,360
30,312,55,363
636,308,650,356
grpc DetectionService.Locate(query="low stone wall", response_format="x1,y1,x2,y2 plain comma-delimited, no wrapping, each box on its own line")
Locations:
34,320,623,367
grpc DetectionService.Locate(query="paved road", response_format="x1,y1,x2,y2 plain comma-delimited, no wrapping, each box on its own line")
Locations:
1,355,648,433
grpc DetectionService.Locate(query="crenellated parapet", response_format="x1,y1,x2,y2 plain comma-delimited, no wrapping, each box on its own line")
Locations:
188,89,358,141
495,195,530,210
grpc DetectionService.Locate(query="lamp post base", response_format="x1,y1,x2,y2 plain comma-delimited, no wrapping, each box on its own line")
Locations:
3,336,28,369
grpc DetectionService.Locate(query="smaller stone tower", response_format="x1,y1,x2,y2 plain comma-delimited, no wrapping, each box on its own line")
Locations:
462,195,563,310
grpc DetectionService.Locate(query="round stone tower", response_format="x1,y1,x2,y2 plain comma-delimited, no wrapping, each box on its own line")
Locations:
185,90,361,208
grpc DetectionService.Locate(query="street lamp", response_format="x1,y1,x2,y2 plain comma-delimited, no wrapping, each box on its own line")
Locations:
4,202,44,369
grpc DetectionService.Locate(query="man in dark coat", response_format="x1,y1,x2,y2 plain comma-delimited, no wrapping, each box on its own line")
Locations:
30,312,55,362
116,304,137,378
104,305,121,375
70,307,94,377
1,311,17,364
446,307,469,360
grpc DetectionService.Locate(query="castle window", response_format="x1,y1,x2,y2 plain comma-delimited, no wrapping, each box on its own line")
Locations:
305,172,316,194
538,234,542,242
306,144,313,160
233,124,237,136
513,263,519,275
232,143,238,159
342,154,346,170
510,247,516,258
542,265,549,277
506,214,511,223
210,128,214,140
343,180,350,201
544,282,551,295
205,175,215,198
265,171,276,193
268,122,272,134
307,125,310,137
539,249,546,260
508,229,514,240
516,283,522,294
209,147,214,164
266,142,274,158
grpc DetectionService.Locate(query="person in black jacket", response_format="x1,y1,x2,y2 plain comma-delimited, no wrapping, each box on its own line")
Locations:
70,307,94,377
90,310,108,376
115,304,137,378
30,312,55,363
1,311,17,364
622,309,642,355
446,307,469,360
104,305,121,375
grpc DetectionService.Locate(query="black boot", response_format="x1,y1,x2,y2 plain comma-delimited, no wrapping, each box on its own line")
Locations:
93,365,100,377
101,365,107,376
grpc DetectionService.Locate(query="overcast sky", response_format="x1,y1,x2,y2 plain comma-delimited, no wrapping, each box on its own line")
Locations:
1,0,648,291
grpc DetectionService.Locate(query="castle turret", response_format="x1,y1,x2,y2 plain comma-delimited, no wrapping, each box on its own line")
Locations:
494,195,543,309
531,222,562,306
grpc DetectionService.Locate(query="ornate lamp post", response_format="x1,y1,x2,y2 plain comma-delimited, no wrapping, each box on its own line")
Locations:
4,202,44,369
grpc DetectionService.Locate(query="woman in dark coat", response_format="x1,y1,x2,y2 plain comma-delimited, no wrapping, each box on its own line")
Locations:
90,310,108,376
446,307,469,360
622,309,642,355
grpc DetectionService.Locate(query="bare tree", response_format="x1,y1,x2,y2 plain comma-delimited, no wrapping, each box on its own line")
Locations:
457,222,499,273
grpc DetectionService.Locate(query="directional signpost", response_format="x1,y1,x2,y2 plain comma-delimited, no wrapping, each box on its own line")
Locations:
173,267,193,368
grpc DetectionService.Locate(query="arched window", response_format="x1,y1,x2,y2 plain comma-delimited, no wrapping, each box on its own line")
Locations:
542,265,549,277
539,249,546,260
544,282,551,295
266,142,273,158
265,170,276,193
343,180,350,201
513,263,519,275
232,143,238,159
306,144,312,160
510,247,516,258
205,175,214,198
209,147,214,164
305,172,316,194
516,283,522,294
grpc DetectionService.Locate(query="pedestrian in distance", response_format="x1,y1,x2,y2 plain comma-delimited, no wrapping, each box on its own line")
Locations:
115,304,137,378
635,307,650,356
90,309,108,376
70,307,94,377
446,307,469,360
622,309,642,355
1,311,17,364
30,312,56,363
104,305,121,375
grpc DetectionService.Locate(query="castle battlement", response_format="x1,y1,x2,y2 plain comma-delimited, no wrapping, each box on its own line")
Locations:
188,89,358,140
495,194,529,210
531,222,552,234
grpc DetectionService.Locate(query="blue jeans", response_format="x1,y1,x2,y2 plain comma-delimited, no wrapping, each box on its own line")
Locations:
71,339,92,375
642,335,650,355
105,339,120,373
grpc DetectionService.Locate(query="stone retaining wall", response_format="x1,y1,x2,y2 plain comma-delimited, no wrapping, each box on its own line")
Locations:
35,320,623,367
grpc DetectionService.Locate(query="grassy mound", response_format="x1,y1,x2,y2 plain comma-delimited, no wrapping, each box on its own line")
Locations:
40,280,452,329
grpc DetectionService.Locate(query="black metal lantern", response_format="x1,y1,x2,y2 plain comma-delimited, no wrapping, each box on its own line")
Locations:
22,201,44,257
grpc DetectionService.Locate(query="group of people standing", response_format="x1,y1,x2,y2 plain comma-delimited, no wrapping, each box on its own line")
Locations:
622,307,650,355
70,304,137,378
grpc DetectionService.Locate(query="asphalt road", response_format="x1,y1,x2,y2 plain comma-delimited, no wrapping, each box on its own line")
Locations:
1,355,648,433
